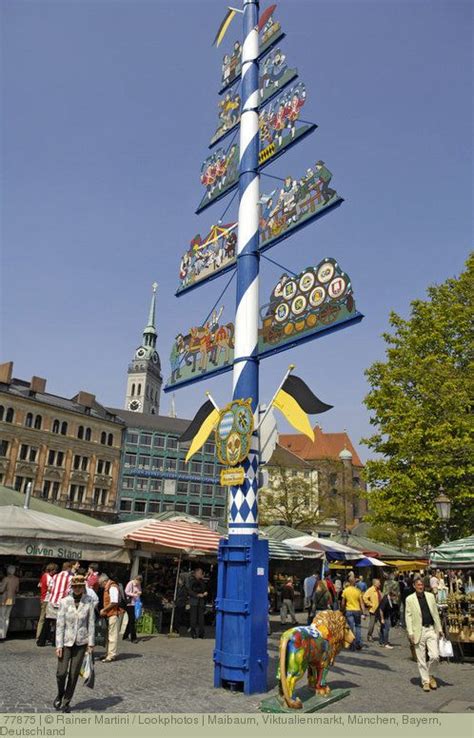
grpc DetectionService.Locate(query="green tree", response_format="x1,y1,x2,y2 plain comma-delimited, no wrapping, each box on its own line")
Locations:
259,465,339,529
362,254,474,545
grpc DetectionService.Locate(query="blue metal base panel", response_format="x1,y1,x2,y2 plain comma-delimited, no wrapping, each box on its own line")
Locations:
214,536,269,695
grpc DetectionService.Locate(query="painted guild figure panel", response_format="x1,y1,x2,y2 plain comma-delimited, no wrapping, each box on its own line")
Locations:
177,223,237,294
258,258,356,352
168,307,235,388
197,84,314,213
219,13,284,94
259,162,342,249
210,49,299,149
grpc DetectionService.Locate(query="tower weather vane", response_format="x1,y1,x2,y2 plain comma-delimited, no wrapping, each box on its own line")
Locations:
164,0,363,697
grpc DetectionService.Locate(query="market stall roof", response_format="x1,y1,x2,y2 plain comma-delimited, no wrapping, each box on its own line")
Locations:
0,484,103,526
354,556,390,568
124,519,221,555
332,532,422,561
429,536,474,569
261,524,313,541
283,534,363,561
0,505,130,563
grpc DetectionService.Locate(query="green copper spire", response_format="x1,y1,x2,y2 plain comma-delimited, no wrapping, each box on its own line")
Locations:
143,282,158,347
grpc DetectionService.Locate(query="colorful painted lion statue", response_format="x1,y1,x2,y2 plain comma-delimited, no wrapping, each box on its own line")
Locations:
278,610,354,709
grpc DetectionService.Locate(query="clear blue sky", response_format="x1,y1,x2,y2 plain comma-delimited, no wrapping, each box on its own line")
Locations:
2,0,472,462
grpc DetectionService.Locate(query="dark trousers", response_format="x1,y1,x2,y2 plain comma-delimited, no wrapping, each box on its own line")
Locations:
37,618,55,646
123,605,136,641
321,182,336,202
56,644,87,706
174,606,186,633
189,603,205,637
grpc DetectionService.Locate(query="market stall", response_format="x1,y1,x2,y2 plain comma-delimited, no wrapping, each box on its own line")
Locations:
0,505,129,632
430,536,474,660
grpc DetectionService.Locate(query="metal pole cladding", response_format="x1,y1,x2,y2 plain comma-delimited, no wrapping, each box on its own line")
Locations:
230,0,260,537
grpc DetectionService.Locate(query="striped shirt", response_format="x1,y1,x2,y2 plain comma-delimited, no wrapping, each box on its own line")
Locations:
49,570,72,607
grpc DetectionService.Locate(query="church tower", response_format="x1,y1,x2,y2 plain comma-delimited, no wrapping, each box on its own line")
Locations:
125,283,162,415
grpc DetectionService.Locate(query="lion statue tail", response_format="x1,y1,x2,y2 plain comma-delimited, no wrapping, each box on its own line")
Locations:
279,631,302,709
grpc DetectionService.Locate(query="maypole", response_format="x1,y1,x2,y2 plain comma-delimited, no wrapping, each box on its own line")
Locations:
213,0,269,695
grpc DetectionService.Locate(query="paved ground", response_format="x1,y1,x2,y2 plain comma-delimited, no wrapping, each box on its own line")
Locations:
0,616,473,713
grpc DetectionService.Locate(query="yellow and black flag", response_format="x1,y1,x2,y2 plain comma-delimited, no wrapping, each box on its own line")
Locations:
213,8,237,47
178,400,220,462
272,375,333,442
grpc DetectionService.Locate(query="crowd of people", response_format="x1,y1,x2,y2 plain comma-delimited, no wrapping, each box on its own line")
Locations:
275,567,472,694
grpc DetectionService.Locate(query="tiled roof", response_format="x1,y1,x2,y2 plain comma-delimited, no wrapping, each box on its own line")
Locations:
1,380,124,425
107,408,191,434
267,444,312,469
279,426,363,467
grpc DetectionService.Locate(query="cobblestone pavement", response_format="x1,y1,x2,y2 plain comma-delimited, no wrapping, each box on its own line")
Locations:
0,616,472,714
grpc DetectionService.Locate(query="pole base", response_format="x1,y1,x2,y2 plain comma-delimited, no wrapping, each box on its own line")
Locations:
260,688,350,713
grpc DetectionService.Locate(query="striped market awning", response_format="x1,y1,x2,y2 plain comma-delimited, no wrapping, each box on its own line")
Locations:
429,535,474,569
125,520,221,555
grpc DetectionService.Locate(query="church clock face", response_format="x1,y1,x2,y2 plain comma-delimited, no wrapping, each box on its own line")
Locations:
151,351,159,364
128,400,142,412
135,348,146,359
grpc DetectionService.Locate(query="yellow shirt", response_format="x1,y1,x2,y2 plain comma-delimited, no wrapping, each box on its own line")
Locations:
343,585,362,611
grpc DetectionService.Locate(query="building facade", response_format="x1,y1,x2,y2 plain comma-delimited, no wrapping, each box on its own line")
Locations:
109,410,228,522
0,362,125,521
279,426,368,532
124,283,162,415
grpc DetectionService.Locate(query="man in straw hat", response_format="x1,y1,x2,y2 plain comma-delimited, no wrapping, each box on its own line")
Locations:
54,574,95,713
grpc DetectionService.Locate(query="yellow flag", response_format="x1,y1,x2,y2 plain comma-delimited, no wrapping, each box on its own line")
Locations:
180,402,220,462
273,388,315,441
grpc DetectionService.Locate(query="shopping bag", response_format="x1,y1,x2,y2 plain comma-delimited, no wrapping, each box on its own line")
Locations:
438,636,453,659
134,597,143,620
79,651,95,689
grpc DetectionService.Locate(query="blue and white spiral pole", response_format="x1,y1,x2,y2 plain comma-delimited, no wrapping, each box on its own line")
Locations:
229,0,260,538
214,0,269,695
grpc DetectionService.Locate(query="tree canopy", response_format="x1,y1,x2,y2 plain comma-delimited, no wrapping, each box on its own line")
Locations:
362,254,474,545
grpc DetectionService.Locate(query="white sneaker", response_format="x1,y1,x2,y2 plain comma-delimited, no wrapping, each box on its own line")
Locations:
385,644,394,649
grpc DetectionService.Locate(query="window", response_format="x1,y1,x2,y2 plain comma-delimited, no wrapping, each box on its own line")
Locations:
136,478,148,491
51,482,60,501
190,462,201,474
177,481,188,495
73,455,81,470
151,457,163,471
34,414,42,430
120,499,133,512
166,457,176,471
52,419,60,434
76,486,85,504
29,447,38,463
167,437,178,450
137,384,141,396
60,421,68,436
148,501,161,514
14,476,23,491
0,406,3,421
107,433,113,447
189,504,200,515
150,479,162,492
47,449,55,465
202,505,213,517
140,433,152,447
77,425,84,440
85,427,91,441
97,459,104,474
56,451,64,467
214,506,225,519
138,455,151,469
134,500,146,513
178,459,187,472
25,413,33,428
15,476,33,493
5,407,14,423
215,486,226,497
93,488,108,506
20,444,29,461
153,435,166,448
126,432,139,445
0,440,9,456
203,463,214,475
81,456,88,471
303,471,311,479
104,461,111,475
124,453,137,467
203,441,215,454
202,484,213,497
189,483,201,496
123,476,134,490
100,431,106,445
131,383,135,397
175,503,187,512
41,480,51,499
353,477,360,489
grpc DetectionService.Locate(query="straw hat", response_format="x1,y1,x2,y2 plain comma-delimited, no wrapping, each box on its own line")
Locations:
71,575,86,587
